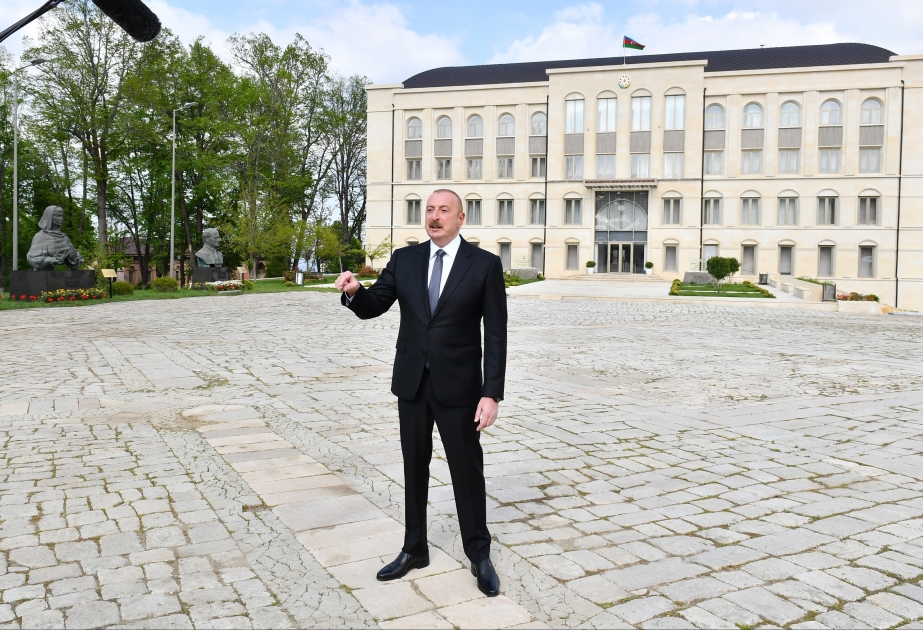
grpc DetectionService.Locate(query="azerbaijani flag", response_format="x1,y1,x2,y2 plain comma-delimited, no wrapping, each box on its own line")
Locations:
623,36,645,50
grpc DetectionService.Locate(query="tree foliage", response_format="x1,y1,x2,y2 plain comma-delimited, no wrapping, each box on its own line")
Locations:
706,256,741,293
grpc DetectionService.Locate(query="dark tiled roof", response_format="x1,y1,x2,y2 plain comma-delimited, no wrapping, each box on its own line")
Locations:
402,43,895,89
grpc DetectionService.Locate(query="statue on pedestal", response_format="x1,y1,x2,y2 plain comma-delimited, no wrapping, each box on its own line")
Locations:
195,228,224,267
27,206,85,270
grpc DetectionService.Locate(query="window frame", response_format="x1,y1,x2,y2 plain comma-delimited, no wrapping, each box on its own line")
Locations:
664,94,685,131
407,117,422,139
665,245,678,272
740,197,761,226
498,113,515,137
597,98,617,132
662,197,681,225
565,155,584,181
436,116,452,139
819,148,840,174
743,103,763,129
858,196,879,226
564,198,582,225
779,149,799,174
631,153,650,178
859,148,881,174
467,115,483,138
466,199,482,225
778,197,798,226
861,98,882,125
703,198,722,225
531,156,546,178
531,112,547,136
497,157,514,179
779,102,800,127
436,158,452,180
529,199,546,225
466,158,482,180
742,150,762,174
631,96,652,131
406,199,421,225
820,100,841,126
704,151,723,175
705,104,724,130
818,245,834,278
565,99,584,134
663,153,683,179
817,196,837,226
497,199,514,225
859,245,876,278
566,243,579,270
406,159,421,180
597,154,615,179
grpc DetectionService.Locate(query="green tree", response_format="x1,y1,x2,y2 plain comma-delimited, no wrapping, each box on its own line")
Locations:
363,236,392,268
706,256,741,293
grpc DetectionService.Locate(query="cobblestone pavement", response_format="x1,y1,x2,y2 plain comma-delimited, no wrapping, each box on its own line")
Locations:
2,292,923,629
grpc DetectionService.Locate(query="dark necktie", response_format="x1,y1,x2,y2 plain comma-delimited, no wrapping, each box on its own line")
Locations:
429,249,446,316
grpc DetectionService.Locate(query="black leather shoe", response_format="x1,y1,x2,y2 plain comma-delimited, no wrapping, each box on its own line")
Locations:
376,551,430,581
470,559,500,597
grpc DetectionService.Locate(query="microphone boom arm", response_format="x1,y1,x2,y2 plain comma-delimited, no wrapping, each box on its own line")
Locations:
0,0,64,44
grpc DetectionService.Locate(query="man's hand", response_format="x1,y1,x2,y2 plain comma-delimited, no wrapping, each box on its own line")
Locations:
474,397,498,432
335,270,361,297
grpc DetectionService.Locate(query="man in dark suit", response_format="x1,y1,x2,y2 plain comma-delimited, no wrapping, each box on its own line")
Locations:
335,189,506,596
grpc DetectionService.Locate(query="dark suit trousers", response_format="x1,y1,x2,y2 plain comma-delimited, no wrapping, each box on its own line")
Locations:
398,370,491,563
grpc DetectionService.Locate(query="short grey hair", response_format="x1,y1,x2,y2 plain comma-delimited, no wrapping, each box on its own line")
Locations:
203,228,220,239
429,189,463,215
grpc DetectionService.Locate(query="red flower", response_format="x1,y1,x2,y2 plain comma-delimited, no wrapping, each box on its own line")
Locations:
47,298,53,303
20,295,25,300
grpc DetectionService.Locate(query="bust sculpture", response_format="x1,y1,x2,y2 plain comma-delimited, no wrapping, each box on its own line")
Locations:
195,228,224,267
26,206,85,270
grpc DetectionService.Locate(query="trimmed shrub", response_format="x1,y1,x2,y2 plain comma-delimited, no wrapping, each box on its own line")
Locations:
585,260,596,268
111,281,134,296
242,279,254,291
151,277,179,292
283,270,295,282
645,261,654,269
358,265,378,277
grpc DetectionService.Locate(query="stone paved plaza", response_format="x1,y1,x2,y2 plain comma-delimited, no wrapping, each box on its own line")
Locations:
2,292,923,629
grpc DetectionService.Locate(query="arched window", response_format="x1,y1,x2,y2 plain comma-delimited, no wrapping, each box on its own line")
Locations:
498,114,515,136
407,117,422,139
743,103,762,128
531,112,547,135
436,116,452,138
705,105,724,129
861,99,882,125
821,100,841,125
780,102,800,127
467,115,483,138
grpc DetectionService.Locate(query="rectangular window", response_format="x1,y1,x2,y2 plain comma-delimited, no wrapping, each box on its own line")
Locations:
498,157,514,179
741,198,760,226
566,99,584,134
466,158,482,180
663,198,681,225
566,244,578,270
436,158,451,180
631,96,651,131
778,198,797,226
466,199,481,225
530,199,545,225
565,199,582,225
631,153,650,178
663,153,683,179
565,156,583,181
819,149,839,173
742,245,756,275
407,159,421,180
859,246,875,278
819,246,833,277
531,243,543,269
779,150,799,174
664,94,685,130
406,200,421,225
858,196,878,226
704,151,723,175
817,196,837,225
780,246,793,275
597,98,617,132
860,148,881,174
742,150,761,174
499,243,511,271
597,154,615,178
704,198,721,225
665,245,678,272
704,245,718,266
531,156,546,178
498,199,514,225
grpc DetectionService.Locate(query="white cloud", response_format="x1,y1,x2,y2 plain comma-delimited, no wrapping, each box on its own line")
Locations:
0,0,51,59
146,0,231,50
490,3,851,64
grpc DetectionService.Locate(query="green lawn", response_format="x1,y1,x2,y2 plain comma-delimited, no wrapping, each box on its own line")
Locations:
672,283,774,298
0,278,314,311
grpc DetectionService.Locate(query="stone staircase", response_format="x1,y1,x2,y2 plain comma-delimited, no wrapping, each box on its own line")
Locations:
570,272,665,282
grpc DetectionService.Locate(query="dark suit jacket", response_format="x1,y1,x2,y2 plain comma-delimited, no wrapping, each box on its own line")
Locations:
342,237,507,407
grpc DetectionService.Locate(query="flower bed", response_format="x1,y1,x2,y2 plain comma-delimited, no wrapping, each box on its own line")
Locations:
188,280,246,292
838,291,879,302
41,288,107,303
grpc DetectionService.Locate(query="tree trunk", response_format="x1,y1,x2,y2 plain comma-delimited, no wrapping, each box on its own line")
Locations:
78,153,88,238
177,173,194,258
96,176,108,255
0,159,7,282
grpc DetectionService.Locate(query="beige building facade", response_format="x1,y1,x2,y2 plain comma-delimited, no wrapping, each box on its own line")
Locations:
366,44,923,310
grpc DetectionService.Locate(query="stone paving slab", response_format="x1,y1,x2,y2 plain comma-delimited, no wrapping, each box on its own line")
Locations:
2,293,923,628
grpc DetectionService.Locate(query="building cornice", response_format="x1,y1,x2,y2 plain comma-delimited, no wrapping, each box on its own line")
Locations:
706,62,902,78
395,81,550,95
584,179,658,190
547,60,708,75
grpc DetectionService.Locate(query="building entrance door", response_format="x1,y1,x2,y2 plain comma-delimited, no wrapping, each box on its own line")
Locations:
595,191,649,274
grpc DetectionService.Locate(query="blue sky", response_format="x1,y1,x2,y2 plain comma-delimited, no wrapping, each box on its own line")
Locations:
3,1,920,82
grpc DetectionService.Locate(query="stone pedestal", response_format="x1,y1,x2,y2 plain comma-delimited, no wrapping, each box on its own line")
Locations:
9,270,95,297
683,271,717,285
191,267,230,283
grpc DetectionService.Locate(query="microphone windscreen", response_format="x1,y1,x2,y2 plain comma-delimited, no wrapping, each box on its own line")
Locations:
91,0,161,42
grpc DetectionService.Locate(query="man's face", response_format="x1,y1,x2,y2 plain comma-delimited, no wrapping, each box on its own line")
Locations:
204,232,221,248
425,192,465,244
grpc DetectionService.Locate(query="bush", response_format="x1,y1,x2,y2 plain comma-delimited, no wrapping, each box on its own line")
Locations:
111,281,134,296
645,261,654,269
151,277,179,293
358,265,378,277
242,279,254,291
706,256,741,293
585,261,596,268
283,270,295,282
285,281,295,287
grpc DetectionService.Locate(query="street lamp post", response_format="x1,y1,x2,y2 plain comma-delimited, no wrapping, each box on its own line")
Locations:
170,101,196,280
11,58,47,271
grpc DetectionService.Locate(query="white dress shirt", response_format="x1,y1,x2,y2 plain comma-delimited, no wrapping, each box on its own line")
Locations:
428,234,462,298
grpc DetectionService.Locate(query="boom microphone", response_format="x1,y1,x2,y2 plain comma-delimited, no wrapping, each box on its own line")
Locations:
91,0,161,42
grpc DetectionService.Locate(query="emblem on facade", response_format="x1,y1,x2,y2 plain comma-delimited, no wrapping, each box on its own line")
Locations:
618,75,631,89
